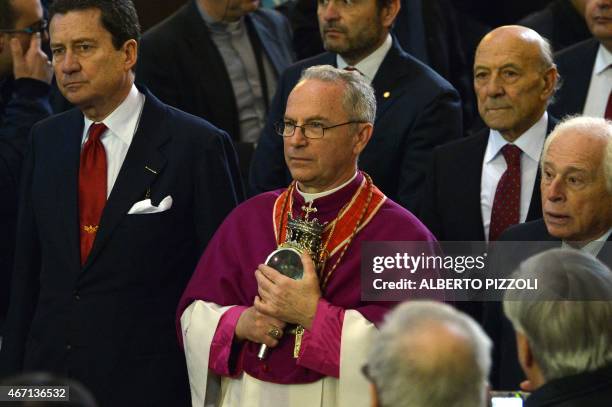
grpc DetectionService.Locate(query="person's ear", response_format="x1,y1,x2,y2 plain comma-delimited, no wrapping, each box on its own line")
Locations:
352,123,373,156
380,0,401,30
121,39,138,72
540,66,558,101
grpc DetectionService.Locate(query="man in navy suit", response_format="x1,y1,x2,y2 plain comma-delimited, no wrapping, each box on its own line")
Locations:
0,0,53,337
420,25,559,243
550,0,612,118
0,1,239,406
250,0,462,213
136,0,294,183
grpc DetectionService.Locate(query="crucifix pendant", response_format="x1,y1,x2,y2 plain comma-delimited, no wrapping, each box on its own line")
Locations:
301,202,317,221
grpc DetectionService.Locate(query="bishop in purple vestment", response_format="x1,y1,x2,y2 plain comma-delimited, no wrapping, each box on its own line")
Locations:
176,65,437,406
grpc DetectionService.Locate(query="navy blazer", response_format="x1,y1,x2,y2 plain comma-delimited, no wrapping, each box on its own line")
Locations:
419,117,557,241
136,0,294,143
0,87,239,406
249,38,462,213
550,38,599,119
0,78,52,334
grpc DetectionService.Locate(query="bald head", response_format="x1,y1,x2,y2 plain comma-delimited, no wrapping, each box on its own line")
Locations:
477,25,554,69
474,25,558,142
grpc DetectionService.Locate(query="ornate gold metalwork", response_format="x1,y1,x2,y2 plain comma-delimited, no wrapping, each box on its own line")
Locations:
83,225,99,234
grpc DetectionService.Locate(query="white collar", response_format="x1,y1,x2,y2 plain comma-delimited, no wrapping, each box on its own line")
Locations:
594,228,612,243
336,34,392,84
297,171,358,203
562,228,612,257
484,112,548,164
594,44,612,75
82,84,144,145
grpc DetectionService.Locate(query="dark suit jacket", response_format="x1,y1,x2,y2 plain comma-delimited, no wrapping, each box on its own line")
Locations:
525,364,612,407
485,219,612,390
398,0,477,129
136,0,294,143
550,38,599,119
420,117,557,242
518,0,592,53
0,87,239,407
250,38,463,213
0,77,52,334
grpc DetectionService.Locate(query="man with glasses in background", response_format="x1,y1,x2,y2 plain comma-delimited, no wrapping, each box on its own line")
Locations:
0,0,52,343
177,65,436,406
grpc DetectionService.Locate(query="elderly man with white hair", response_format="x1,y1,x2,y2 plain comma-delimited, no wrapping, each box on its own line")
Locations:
500,115,612,250
364,301,492,407
504,248,612,406
487,115,612,389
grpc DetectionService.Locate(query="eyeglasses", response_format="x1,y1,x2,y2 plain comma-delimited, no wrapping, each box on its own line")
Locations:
275,120,366,139
0,19,48,35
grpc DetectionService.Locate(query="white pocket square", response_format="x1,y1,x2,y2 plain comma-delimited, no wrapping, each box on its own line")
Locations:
127,195,173,214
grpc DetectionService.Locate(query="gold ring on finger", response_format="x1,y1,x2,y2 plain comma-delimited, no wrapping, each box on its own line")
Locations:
267,326,282,339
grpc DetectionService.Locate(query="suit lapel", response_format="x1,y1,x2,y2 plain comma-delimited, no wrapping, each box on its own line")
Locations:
249,13,289,76
56,109,85,273
371,39,411,120
82,90,168,271
320,53,337,67
599,233,612,266
464,131,489,241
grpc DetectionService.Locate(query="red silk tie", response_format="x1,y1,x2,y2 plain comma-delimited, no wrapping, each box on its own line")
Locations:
79,123,107,266
489,144,522,241
605,91,612,120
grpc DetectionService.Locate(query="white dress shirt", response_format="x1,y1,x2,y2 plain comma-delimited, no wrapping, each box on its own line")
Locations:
583,44,612,117
336,34,392,84
81,84,145,198
481,113,548,241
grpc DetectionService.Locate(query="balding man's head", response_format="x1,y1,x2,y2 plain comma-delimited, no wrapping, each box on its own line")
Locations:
366,301,491,407
474,25,558,142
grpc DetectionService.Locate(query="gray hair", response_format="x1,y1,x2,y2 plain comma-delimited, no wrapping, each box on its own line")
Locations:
504,248,612,382
367,301,492,407
541,115,612,193
538,35,562,102
298,65,376,123
538,36,555,71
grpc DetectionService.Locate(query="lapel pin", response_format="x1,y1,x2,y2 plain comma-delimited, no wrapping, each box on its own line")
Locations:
145,165,158,175
383,91,390,99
